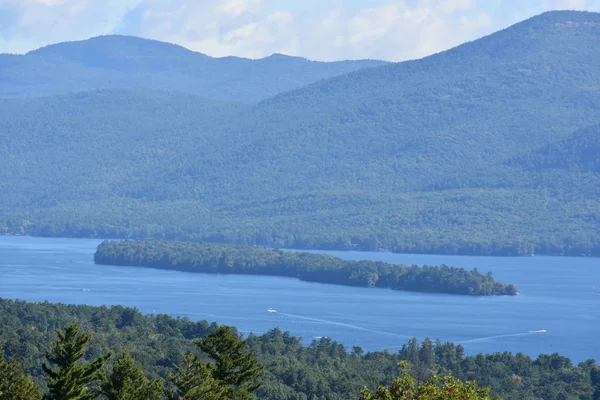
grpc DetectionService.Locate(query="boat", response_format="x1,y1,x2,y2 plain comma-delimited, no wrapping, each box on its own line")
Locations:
267,308,277,313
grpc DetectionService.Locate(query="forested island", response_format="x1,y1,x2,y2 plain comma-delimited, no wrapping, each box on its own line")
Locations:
94,240,518,296
1,298,598,399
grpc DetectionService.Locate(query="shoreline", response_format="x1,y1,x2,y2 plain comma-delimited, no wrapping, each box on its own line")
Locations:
1,232,598,259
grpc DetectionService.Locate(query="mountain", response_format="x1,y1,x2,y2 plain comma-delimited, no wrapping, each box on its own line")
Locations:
228,10,600,190
1,11,599,256
0,35,387,102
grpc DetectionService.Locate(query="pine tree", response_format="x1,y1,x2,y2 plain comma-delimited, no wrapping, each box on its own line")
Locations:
42,324,112,400
170,353,227,400
418,338,436,381
195,326,263,399
0,349,42,400
102,349,163,400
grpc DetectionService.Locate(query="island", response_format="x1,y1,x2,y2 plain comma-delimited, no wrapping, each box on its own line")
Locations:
94,240,518,296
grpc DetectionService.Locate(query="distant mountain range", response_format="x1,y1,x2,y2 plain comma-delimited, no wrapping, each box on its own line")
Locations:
1,10,599,256
0,35,386,102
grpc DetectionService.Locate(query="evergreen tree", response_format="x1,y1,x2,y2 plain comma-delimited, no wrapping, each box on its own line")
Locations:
360,361,494,400
418,337,436,381
196,326,264,399
170,353,227,400
102,349,163,400
0,349,41,400
42,324,112,400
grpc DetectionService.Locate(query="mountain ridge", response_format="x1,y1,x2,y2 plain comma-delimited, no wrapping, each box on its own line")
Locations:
0,35,387,102
0,11,599,256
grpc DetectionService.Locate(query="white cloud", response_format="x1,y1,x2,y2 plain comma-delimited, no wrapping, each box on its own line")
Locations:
436,0,475,13
0,0,142,53
546,0,591,10
0,0,599,60
218,0,264,16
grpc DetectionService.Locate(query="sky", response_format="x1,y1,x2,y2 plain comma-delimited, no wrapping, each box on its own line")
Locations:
0,0,599,61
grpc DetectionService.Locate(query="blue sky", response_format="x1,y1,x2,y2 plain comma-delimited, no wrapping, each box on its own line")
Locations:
1,0,599,61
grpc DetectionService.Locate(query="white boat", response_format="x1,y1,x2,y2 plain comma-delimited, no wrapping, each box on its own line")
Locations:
267,308,277,313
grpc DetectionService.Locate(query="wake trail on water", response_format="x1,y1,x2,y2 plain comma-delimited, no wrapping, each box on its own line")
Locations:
458,330,547,344
277,312,409,339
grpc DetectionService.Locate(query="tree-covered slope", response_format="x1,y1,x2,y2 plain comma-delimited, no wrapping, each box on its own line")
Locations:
213,10,600,194
0,89,248,211
514,123,600,173
0,11,599,255
0,35,386,102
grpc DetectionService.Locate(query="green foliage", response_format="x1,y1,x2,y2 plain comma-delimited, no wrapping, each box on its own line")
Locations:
0,35,385,102
0,349,41,400
0,298,596,400
591,366,600,400
170,353,228,400
360,361,493,400
93,240,518,296
101,350,163,400
513,123,600,173
195,326,263,399
42,324,112,400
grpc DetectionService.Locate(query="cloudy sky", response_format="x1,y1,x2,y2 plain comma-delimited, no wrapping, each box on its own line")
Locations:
0,0,598,61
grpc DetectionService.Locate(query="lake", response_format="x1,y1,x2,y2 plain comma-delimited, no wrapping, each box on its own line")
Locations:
1,236,599,362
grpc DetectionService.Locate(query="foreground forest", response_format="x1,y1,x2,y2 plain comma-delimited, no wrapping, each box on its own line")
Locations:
0,11,599,256
94,240,518,296
1,298,598,399
1,323,494,400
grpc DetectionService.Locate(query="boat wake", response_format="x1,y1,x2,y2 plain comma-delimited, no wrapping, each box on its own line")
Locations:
277,312,410,340
458,329,547,344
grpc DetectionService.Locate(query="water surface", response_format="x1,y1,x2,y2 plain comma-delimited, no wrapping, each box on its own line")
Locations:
1,236,598,362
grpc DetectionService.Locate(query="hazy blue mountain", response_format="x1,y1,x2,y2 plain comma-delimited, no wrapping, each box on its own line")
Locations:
0,35,387,102
1,11,599,255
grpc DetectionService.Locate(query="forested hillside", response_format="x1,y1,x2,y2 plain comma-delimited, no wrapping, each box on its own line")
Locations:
0,11,599,255
1,298,598,399
0,35,386,102
514,123,600,173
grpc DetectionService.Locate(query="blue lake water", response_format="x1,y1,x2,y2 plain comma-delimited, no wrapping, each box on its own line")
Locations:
0,236,599,362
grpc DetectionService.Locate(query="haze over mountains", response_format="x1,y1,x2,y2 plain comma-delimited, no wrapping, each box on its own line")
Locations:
0,35,386,102
1,10,599,256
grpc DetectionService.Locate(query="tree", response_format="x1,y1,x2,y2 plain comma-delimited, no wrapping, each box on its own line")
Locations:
352,346,364,357
195,326,264,399
102,349,163,400
0,349,41,400
360,361,494,400
418,338,436,381
42,324,112,400
170,353,227,400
